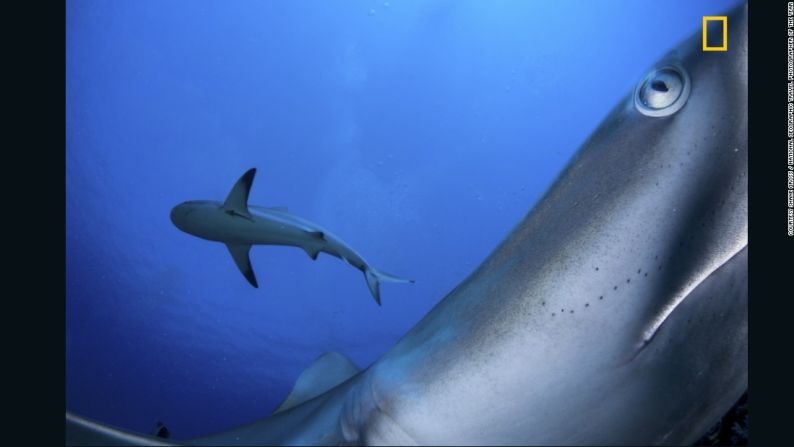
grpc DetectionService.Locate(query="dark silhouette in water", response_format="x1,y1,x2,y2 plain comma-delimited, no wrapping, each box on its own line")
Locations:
151,421,170,439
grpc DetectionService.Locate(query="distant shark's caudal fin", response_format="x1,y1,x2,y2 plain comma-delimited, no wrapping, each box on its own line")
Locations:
226,243,258,288
223,168,256,219
364,268,415,306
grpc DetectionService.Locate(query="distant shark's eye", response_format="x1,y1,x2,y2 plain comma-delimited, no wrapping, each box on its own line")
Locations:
634,65,690,117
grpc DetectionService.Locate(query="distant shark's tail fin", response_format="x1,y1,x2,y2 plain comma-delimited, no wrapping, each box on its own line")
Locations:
364,267,414,306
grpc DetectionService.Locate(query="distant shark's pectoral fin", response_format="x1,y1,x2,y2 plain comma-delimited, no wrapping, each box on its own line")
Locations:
303,245,321,261
226,243,258,288
223,168,256,219
302,232,325,260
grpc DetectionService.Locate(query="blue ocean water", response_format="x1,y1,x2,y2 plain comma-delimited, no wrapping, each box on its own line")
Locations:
66,0,740,439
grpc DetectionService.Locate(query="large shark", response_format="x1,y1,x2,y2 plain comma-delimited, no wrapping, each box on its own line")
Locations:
66,3,748,445
169,168,413,305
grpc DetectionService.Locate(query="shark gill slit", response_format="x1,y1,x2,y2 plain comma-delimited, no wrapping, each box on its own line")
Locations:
627,243,747,362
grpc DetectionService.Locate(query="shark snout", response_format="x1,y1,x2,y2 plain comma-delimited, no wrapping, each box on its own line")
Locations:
170,203,191,231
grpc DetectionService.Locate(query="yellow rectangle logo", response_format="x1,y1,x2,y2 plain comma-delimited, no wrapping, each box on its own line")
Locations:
702,16,728,51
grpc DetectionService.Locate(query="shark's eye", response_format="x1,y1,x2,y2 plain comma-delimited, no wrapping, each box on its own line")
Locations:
634,65,690,117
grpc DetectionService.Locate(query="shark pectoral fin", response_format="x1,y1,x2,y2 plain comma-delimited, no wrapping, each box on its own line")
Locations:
222,168,256,219
226,243,258,288
303,245,321,261
274,352,360,413
302,233,325,260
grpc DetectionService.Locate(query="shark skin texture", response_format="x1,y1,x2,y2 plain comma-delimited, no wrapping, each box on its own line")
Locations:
66,3,748,446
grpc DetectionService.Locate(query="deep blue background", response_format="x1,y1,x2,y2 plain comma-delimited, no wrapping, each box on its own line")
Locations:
66,0,740,439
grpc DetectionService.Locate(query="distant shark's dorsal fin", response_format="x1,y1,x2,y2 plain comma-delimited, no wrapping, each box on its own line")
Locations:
226,243,258,288
274,352,360,413
223,168,256,219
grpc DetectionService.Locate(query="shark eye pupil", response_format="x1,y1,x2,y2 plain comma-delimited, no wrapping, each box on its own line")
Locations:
634,65,690,117
651,80,669,92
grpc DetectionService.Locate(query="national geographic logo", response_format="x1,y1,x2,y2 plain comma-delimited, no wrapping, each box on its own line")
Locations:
702,16,728,51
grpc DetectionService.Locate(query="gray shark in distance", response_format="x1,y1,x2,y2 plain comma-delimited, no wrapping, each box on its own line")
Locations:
169,168,413,305
66,3,748,445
